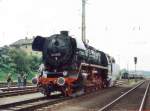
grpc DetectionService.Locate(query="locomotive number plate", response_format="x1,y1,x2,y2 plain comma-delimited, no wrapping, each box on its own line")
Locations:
51,53,61,57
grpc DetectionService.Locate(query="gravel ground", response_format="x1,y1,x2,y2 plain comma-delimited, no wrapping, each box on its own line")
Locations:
144,82,150,110
107,81,149,111
36,86,132,111
35,80,143,111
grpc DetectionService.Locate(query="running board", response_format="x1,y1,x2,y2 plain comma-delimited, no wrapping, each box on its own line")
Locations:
81,63,108,70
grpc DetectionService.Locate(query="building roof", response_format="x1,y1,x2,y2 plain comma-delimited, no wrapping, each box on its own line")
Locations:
10,38,33,46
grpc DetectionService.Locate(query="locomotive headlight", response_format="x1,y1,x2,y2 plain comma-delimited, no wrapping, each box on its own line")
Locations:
63,71,68,76
57,77,65,86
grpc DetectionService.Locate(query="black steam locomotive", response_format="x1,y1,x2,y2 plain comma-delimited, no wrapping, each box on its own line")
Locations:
33,31,108,68
32,31,115,96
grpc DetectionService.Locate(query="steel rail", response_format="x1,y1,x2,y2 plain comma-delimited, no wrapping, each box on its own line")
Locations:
0,89,38,98
13,97,70,111
98,81,145,111
0,97,47,109
0,86,36,92
0,96,70,111
139,81,150,111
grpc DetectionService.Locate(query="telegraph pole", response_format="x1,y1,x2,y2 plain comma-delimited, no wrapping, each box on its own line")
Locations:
82,0,86,44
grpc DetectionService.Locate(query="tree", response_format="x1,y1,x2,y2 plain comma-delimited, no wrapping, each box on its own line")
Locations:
9,48,30,74
0,46,41,80
28,55,41,71
0,46,12,71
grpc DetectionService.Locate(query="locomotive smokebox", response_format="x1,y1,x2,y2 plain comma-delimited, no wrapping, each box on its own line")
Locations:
60,31,69,36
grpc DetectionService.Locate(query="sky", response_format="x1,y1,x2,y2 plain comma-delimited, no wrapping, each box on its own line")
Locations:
0,0,150,71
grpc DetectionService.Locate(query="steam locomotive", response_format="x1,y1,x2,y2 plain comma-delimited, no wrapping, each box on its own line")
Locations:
32,31,119,97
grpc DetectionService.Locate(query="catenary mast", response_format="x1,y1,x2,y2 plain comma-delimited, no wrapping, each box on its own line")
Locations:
82,0,86,44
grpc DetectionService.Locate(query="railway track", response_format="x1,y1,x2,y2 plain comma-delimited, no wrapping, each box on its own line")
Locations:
0,95,70,111
0,85,123,111
144,81,150,111
0,80,144,111
0,82,33,88
34,81,141,111
0,86,36,92
0,86,38,98
98,80,150,111
0,88,38,98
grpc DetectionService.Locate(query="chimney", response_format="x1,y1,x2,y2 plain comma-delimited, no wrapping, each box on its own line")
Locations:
60,31,69,36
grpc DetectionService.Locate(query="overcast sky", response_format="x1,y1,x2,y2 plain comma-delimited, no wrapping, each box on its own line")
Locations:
0,0,150,71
